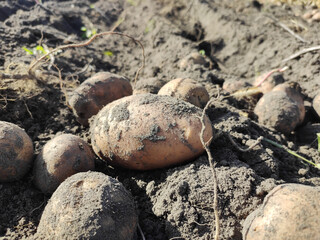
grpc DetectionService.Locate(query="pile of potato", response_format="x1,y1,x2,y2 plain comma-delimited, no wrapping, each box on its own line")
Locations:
2,67,319,239
1,71,213,239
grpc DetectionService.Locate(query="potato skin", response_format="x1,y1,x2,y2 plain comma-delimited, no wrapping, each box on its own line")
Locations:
243,183,320,240
35,171,138,240
254,83,305,134
68,72,132,126
158,78,209,108
33,134,95,194
313,92,320,118
0,121,33,182
90,93,213,170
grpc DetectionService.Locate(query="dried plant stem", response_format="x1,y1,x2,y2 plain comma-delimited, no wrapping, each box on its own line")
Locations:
254,66,288,87
227,134,263,152
28,31,145,85
264,14,309,43
199,98,220,240
282,45,320,63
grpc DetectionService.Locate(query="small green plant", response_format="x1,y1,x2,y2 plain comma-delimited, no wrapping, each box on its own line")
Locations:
317,133,320,152
263,137,320,169
199,49,206,56
103,50,114,57
22,45,48,55
81,26,97,39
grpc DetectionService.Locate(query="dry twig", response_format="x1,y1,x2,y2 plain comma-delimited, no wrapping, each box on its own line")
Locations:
28,31,145,85
227,134,263,152
282,45,320,63
199,98,220,240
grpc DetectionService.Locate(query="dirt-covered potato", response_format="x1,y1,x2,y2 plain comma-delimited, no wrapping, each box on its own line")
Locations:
313,92,320,118
0,121,33,182
272,83,305,124
253,73,284,94
243,183,320,240
90,93,213,170
179,52,209,69
222,79,252,94
35,171,138,240
254,83,305,134
68,72,132,126
33,134,95,194
133,77,165,95
158,78,209,108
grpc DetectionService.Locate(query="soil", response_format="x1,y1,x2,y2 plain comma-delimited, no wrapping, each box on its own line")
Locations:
1,0,320,239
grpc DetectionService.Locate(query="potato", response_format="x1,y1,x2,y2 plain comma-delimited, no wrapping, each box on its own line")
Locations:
254,91,301,134
254,83,305,134
179,52,209,69
313,92,320,118
253,73,284,94
133,77,165,95
158,78,209,108
35,171,138,240
68,72,132,126
0,121,33,182
33,134,95,194
90,93,213,170
272,83,305,124
222,79,251,94
243,183,320,240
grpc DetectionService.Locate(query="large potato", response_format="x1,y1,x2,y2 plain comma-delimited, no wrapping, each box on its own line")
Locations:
158,78,209,108
33,134,95,194
243,183,320,240
0,121,33,182
68,72,132,126
90,93,213,170
35,171,138,240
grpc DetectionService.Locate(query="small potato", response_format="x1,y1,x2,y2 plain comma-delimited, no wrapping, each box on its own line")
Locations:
68,72,132,126
254,91,301,134
33,134,95,194
158,78,209,108
243,183,320,240
179,52,209,69
0,121,33,182
253,73,284,94
272,83,305,124
133,77,165,95
35,171,138,240
312,92,320,118
90,93,213,170
222,79,251,94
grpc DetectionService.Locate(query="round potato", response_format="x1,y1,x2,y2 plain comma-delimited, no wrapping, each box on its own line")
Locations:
313,92,320,118
0,121,33,182
158,78,209,108
68,72,132,126
272,83,305,124
90,93,213,170
254,91,301,134
253,73,284,94
243,183,320,240
179,52,209,69
133,77,165,95
35,171,138,240
33,134,95,194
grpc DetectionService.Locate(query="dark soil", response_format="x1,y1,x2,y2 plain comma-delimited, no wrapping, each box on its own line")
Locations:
1,0,320,239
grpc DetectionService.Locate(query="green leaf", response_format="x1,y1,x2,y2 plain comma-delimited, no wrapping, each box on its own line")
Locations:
22,46,34,55
127,0,137,6
80,26,87,32
199,49,206,56
104,51,114,56
317,133,320,152
89,4,95,8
